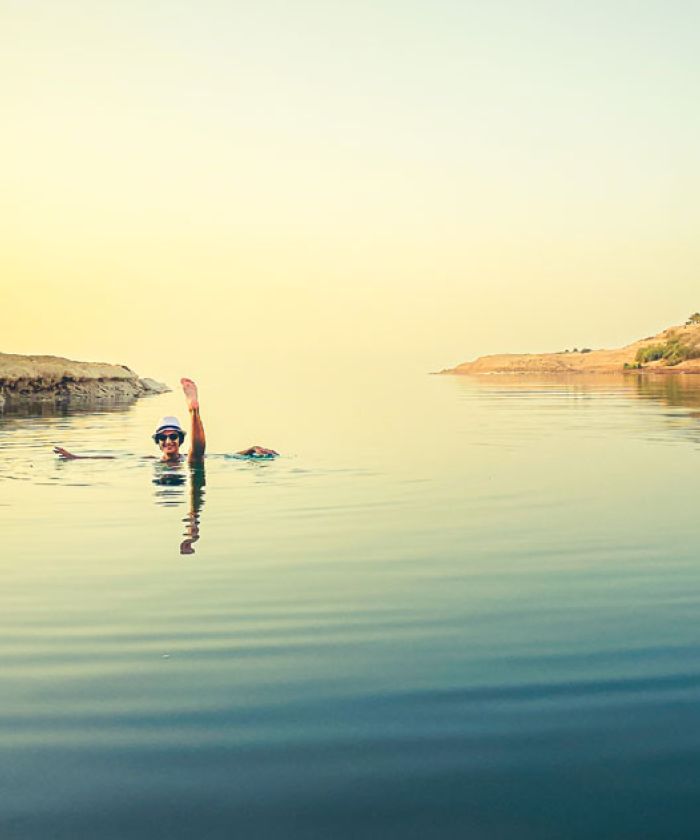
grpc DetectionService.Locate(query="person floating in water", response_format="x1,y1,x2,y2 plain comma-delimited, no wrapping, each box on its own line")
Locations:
53,378,278,462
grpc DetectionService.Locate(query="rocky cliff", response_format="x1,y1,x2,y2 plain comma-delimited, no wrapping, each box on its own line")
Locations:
0,353,169,407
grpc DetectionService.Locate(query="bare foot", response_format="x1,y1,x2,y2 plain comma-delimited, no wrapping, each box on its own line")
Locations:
181,378,199,411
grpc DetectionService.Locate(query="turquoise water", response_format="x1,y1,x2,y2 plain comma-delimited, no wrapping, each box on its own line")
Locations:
3,372,700,838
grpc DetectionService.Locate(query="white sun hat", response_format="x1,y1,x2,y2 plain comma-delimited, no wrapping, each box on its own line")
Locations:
153,416,185,439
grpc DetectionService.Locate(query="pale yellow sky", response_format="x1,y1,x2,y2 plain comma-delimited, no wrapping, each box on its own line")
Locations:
2,0,699,383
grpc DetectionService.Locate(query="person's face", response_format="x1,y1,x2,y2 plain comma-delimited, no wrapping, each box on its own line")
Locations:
157,429,181,458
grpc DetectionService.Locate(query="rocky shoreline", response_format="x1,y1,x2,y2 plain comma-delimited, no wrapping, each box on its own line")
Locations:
0,353,169,408
439,320,700,377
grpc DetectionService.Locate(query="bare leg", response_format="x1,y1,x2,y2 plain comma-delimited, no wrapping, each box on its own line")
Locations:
181,378,205,463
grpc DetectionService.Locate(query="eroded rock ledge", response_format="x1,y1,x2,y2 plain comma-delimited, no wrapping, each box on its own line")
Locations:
0,353,169,408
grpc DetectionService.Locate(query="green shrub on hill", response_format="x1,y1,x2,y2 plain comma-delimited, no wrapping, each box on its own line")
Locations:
635,337,700,367
636,344,666,364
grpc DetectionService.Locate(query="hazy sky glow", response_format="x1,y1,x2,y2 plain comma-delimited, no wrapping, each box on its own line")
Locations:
3,0,699,383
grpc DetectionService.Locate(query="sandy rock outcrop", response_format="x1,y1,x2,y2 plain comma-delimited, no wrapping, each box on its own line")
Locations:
440,322,700,376
0,353,169,404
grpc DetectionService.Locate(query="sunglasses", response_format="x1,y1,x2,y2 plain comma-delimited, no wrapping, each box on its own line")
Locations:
157,433,181,443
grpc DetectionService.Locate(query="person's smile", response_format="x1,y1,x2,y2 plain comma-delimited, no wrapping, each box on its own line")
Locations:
157,431,181,459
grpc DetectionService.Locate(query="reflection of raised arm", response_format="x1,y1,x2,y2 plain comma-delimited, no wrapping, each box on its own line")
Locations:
54,447,115,460
180,463,206,555
181,378,205,464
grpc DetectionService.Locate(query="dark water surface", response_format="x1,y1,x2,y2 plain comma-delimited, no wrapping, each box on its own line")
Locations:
3,372,700,839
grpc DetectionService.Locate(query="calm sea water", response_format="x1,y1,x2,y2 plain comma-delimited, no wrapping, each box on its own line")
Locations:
3,371,700,839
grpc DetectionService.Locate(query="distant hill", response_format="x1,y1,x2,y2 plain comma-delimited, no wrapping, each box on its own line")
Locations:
440,317,700,376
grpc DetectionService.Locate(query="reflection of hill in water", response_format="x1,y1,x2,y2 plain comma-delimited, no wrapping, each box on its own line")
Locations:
453,373,700,412
0,397,138,420
633,375,700,412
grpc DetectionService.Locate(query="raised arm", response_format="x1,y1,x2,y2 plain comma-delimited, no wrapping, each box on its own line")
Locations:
181,378,205,464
